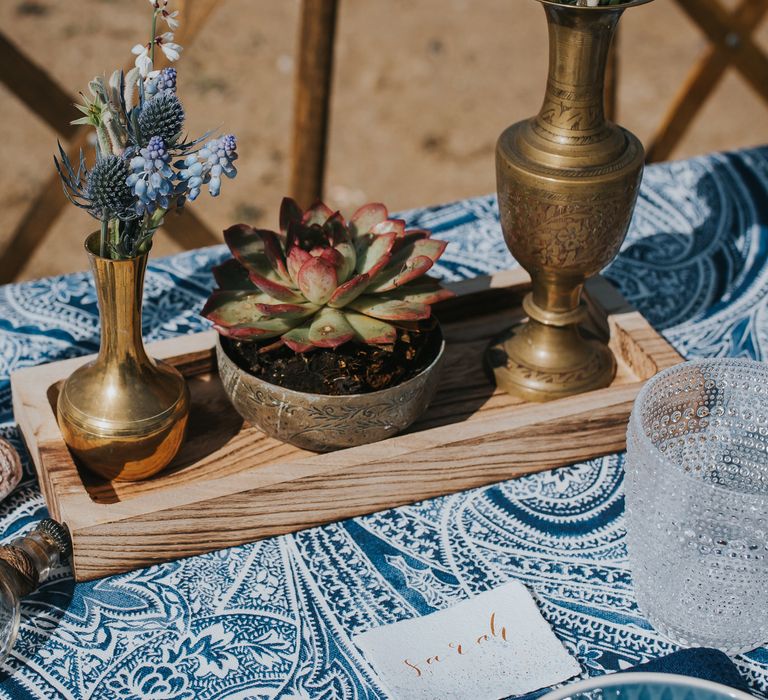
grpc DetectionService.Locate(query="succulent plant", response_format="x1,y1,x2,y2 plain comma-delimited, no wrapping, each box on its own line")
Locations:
203,198,454,352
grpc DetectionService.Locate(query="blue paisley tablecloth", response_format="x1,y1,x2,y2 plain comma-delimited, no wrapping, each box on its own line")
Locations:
0,147,767,700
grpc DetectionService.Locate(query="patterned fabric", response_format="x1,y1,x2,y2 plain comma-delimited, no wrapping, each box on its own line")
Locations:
0,147,766,699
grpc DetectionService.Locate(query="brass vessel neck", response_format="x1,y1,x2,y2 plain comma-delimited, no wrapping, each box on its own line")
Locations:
532,5,624,164
85,233,151,367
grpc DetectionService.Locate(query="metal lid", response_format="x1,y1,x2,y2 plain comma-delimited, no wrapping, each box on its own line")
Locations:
37,519,72,560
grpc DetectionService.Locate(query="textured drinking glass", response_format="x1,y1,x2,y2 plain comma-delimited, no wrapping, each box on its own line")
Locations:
625,358,768,654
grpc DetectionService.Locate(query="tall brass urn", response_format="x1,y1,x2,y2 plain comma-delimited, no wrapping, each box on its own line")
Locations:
57,233,189,481
491,0,652,402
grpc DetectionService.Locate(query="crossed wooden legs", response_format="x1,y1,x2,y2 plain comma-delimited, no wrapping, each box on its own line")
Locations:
647,0,768,163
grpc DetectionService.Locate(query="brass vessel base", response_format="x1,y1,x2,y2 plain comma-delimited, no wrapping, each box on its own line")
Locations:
57,359,189,482
487,297,616,403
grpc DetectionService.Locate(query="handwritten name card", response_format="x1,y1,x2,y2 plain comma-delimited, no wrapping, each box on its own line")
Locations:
353,580,581,700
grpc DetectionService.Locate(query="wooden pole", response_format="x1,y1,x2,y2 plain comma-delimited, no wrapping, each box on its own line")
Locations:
290,0,339,209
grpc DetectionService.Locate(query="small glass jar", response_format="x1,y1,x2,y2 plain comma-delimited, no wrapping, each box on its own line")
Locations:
0,519,71,665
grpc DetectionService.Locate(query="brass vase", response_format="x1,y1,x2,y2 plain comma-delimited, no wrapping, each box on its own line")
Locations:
490,0,652,402
57,233,189,481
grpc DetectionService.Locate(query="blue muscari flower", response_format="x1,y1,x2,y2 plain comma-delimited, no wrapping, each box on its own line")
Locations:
145,67,177,98
126,136,175,215
176,134,238,201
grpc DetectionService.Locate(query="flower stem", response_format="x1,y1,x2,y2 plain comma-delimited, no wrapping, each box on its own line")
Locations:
150,10,158,65
110,218,120,256
99,219,108,259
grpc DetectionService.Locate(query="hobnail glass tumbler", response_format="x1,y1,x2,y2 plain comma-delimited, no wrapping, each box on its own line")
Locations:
625,358,768,654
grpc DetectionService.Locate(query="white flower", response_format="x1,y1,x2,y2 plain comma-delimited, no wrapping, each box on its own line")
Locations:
131,44,153,77
161,9,180,29
157,32,182,62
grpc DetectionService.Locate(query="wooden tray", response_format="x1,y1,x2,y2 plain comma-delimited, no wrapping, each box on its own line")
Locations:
11,268,682,581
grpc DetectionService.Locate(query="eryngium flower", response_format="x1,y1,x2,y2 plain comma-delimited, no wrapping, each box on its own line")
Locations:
138,92,184,144
86,155,134,219
127,136,174,215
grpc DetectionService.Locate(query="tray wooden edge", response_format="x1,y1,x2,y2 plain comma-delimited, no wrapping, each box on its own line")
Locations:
10,269,683,581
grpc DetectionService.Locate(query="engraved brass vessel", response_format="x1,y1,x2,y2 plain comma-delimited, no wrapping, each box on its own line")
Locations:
57,233,189,481
489,0,652,402
216,330,445,453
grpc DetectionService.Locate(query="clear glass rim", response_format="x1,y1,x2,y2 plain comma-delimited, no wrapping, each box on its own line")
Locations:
629,357,768,499
540,672,755,700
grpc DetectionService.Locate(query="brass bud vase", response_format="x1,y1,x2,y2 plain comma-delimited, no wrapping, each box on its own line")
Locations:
489,0,652,402
57,233,189,481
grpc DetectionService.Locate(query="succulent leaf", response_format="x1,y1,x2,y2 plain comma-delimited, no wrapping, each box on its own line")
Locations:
302,201,335,227
308,308,355,348
371,219,406,237
346,296,431,321
253,302,318,320
324,214,351,246
247,272,305,303
287,247,312,285
334,241,357,282
202,291,303,338
356,231,396,276
297,257,337,305
328,273,370,308
212,259,259,291
367,255,434,293
393,237,447,266
279,197,303,234
349,203,387,238
344,311,397,346
224,225,282,281
315,247,344,268
382,277,455,305
282,323,315,352
262,230,291,284
369,239,447,291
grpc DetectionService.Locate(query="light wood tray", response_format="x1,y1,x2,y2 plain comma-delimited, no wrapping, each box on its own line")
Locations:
11,268,682,581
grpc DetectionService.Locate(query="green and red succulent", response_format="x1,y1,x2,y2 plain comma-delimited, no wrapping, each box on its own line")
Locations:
202,198,453,352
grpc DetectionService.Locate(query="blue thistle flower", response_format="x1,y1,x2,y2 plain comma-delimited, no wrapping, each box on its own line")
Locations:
126,136,175,215
138,92,185,145
86,155,135,220
176,134,238,201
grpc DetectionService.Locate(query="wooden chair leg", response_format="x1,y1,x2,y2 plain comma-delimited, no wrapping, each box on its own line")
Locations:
675,0,768,101
290,0,339,209
647,0,768,163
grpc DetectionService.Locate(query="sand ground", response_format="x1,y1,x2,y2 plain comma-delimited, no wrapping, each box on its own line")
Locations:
1,0,766,281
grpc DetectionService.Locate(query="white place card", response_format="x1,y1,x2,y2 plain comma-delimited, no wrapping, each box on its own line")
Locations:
353,580,581,700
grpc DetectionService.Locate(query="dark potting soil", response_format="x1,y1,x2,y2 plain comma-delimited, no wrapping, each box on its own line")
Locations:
225,325,442,396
